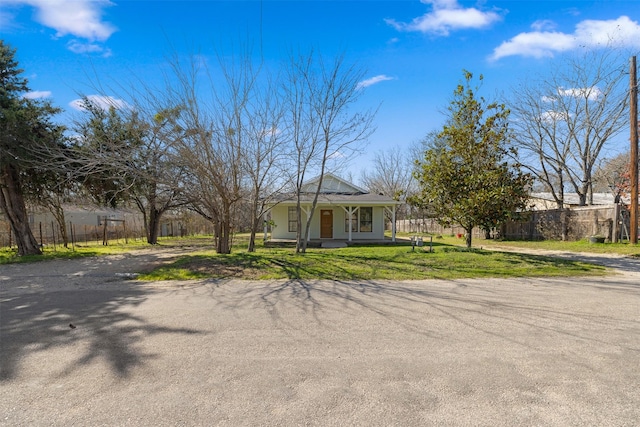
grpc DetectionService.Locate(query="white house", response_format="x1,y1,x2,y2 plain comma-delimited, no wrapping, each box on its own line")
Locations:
267,174,400,243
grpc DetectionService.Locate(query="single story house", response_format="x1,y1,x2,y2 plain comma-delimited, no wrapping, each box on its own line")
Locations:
267,173,400,243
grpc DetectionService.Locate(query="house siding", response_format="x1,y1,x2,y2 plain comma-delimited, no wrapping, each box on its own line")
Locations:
270,205,386,240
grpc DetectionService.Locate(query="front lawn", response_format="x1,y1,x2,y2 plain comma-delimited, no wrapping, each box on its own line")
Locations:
0,234,615,280
138,242,605,281
470,235,640,256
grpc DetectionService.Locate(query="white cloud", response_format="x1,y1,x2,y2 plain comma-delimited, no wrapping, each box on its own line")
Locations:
67,40,112,57
386,0,503,36
257,127,281,140
0,9,16,30
490,16,640,61
541,110,571,124
5,0,116,55
69,95,130,112
357,75,395,90
557,86,603,101
13,0,117,41
23,90,52,99
541,86,603,104
328,150,345,160
530,19,556,32
490,31,576,60
538,86,602,123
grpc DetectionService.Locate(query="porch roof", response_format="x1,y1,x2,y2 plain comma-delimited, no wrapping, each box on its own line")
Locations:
269,192,400,206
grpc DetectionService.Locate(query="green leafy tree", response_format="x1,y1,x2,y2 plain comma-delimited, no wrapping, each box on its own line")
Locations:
74,98,187,244
73,100,139,209
411,71,532,248
0,41,64,255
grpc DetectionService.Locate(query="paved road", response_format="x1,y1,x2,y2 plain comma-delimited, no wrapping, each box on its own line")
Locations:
1,250,639,426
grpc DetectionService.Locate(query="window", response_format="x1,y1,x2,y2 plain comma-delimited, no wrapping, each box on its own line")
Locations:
344,209,357,232
344,207,373,233
359,207,372,232
288,207,298,232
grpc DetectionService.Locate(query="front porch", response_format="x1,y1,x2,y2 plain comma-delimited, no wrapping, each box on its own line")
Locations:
264,236,408,248
266,173,401,244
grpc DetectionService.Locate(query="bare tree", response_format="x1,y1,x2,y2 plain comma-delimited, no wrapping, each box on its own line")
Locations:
361,147,414,200
24,173,74,247
73,45,286,253
360,147,415,224
282,50,376,253
166,49,259,254
241,77,288,252
593,151,634,197
510,49,630,207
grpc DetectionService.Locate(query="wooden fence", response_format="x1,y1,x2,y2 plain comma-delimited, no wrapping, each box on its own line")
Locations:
393,204,631,242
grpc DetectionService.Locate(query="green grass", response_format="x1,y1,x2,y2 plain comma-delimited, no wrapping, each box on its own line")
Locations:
467,236,640,256
137,241,606,281
392,232,640,255
0,236,215,265
0,234,615,280
0,245,118,264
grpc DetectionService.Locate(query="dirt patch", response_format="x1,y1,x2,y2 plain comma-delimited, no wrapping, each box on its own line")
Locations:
176,257,266,279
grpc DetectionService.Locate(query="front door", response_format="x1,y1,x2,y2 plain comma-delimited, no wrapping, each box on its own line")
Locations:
320,210,333,238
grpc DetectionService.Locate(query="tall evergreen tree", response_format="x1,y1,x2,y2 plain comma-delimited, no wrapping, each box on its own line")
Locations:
411,71,532,248
0,41,63,255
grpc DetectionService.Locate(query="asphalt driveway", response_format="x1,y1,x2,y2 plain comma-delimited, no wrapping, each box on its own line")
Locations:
1,250,639,426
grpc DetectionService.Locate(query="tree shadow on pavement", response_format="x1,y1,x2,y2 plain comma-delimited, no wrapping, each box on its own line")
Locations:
0,284,203,381
207,275,640,354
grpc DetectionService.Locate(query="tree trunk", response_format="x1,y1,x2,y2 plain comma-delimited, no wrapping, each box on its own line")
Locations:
216,204,232,254
217,220,231,254
247,198,260,253
0,164,42,256
212,220,221,252
464,225,473,249
560,208,569,241
147,206,162,245
483,227,491,240
578,192,587,206
50,203,69,248
221,222,231,254
247,215,259,252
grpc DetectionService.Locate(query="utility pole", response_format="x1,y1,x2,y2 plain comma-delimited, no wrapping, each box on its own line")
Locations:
631,56,638,244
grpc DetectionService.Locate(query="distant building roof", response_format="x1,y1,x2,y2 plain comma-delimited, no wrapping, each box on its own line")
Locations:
530,192,624,207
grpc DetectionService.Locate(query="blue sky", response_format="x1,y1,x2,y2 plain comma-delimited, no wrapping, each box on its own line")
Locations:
2,0,640,179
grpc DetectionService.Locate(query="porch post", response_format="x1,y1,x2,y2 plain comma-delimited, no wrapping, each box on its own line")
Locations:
341,206,357,242
392,205,396,242
263,214,268,241
348,206,352,242
384,205,397,242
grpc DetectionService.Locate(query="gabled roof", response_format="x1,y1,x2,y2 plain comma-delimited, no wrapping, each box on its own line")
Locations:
269,173,399,206
300,173,367,195
273,192,398,206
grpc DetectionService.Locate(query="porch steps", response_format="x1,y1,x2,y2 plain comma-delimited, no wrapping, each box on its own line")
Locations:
321,241,348,248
